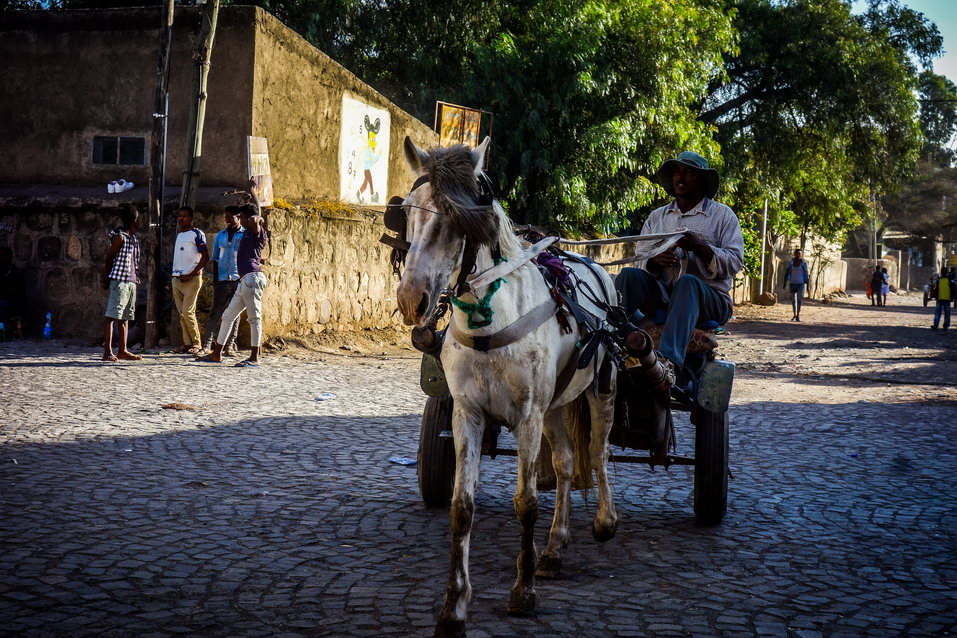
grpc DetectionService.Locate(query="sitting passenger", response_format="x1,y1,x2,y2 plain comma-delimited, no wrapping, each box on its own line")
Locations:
615,151,744,371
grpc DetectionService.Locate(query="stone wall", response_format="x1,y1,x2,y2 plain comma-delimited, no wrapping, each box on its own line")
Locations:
0,204,129,339
259,202,403,336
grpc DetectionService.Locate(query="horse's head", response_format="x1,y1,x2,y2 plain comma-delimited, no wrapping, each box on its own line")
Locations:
395,135,499,327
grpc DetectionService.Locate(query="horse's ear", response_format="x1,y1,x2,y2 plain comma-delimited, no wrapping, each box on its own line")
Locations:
404,136,429,175
471,136,491,175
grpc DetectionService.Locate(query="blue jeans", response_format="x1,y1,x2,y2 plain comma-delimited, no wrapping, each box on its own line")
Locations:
615,269,732,367
934,300,951,329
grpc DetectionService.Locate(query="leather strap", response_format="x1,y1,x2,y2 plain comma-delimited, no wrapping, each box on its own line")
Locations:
379,233,411,252
449,298,559,352
464,236,558,292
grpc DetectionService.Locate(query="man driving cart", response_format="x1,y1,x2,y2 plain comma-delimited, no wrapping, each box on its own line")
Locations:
615,151,744,389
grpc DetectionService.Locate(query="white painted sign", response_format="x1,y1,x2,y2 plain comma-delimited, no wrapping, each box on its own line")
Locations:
339,94,391,205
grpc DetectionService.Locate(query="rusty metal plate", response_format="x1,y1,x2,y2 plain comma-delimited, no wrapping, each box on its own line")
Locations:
420,353,449,397
695,359,735,414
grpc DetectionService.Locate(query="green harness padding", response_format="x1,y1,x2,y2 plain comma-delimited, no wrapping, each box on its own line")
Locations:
450,278,507,328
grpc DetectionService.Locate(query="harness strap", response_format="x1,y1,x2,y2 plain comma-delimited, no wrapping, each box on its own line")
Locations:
550,347,582,405
379,233,410,252
464,236,558,292
449,298,560,352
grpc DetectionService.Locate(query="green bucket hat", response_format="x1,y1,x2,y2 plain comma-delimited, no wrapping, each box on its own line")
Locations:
655,151,720,199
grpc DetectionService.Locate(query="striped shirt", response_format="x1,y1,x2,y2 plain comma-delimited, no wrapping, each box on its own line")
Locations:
107,227,140,283
639,198,744,295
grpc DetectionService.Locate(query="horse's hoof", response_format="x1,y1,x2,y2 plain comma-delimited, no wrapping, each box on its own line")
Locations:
507,587,536,617
434,617,466,638
592,518,618,543
535,554,562,579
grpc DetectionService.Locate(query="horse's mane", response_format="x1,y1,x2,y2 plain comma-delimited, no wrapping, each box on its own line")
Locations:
425,145,523,259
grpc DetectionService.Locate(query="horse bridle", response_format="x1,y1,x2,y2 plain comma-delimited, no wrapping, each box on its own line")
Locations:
378,172,499,295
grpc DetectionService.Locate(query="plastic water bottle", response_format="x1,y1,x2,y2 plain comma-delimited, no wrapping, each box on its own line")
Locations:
43,312,53,340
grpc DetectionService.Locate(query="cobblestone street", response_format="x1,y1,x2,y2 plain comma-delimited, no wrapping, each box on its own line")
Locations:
2,295,956,637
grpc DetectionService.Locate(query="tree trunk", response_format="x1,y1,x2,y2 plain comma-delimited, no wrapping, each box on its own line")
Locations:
180,0,221,209
145,0,175,350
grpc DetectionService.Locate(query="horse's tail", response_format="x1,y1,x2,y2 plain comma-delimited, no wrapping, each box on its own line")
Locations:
564,393,594,491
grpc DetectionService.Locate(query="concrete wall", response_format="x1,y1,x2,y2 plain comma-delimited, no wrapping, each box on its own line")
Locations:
733,235,848,303
0,7,255,189
844,258,900,292
250,7,437,201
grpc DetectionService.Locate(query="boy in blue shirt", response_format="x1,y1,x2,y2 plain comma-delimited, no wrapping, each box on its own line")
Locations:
202,206,244,355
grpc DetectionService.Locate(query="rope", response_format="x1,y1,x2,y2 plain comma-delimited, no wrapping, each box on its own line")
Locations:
449,278,506,328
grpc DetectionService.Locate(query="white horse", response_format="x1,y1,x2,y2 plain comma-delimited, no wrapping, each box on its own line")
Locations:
394,136,619,638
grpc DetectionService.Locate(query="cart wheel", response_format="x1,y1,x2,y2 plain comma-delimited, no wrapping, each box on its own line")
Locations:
418,394,455,508
692,405,729,526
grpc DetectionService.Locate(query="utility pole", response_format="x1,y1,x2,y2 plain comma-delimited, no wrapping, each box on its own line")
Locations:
180,0,221,209
145,0,175,350
758,199,768,296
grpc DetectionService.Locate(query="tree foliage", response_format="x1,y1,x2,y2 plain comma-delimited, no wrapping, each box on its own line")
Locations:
882,161,957,244
14,0,952,264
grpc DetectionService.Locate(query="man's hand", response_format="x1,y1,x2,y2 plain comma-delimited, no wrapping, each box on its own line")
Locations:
650,248,678,267
179,273,194,283
676,230,714,262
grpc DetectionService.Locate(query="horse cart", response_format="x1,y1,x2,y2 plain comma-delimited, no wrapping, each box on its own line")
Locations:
414,285,735,527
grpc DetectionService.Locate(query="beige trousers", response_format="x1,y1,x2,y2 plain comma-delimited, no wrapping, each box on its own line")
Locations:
172,275,203,346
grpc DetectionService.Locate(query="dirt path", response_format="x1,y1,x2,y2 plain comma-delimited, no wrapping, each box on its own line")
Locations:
721,290,957,405
273,289,956,407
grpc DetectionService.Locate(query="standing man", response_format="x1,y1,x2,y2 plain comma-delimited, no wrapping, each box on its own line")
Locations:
615,151,744,372
783,248,810,321
101,208,143,362
171,206,209,355
198,203,268,367
931,266,954,331
202,205,244,355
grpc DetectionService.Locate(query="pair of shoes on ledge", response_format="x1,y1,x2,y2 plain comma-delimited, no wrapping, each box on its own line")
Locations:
108,179,135,194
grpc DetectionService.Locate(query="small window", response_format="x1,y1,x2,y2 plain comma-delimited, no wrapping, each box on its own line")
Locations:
92,136,145,165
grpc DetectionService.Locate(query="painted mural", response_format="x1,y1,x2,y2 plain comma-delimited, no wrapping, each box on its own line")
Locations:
339,95,391,205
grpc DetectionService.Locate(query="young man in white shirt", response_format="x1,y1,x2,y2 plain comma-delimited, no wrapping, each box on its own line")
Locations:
171,206,209,355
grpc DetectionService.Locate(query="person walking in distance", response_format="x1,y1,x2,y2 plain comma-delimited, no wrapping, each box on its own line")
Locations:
870,266,885,307
101,208,143,362
202,206,244,355
931,266,954,331
171,206,209,355
783,248,810,321
880,267,890,306
198,203,268,367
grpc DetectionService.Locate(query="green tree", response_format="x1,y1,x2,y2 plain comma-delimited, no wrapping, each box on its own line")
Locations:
703,0,937,250
918,70,957,166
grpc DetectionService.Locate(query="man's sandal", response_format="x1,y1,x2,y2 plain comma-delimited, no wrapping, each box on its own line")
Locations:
234,360,260,368
195,354,221,363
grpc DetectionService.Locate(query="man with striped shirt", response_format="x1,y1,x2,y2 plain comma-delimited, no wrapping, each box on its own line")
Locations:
101,208,143,362
615,151,744,371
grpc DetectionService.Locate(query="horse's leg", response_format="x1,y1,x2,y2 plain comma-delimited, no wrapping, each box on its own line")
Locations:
434,407,484,638
537,408,573,579
507,415,543,617
588,379,619,543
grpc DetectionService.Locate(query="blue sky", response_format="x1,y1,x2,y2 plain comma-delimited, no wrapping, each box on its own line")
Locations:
855,0,957,84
